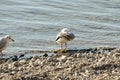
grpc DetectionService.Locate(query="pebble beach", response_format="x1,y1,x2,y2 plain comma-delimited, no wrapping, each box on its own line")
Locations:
0,47,120,80
0,0,120,80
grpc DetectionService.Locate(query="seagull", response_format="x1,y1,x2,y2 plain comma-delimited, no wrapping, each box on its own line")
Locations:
0,35,14,57
55,28,75,49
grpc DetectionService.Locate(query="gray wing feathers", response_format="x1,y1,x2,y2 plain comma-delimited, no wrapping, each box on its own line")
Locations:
64,33,75,41
56,32,75,41
0,38,7,49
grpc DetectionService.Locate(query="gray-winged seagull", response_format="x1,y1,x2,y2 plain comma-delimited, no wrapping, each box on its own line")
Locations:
0,35,14,57
55,28,75,49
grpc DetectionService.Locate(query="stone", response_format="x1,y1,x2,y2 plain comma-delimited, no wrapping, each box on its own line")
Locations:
41,60,46,66
67,57,73,60
47,57,53,62
2,63,8,69
58,55,67,62
29,60,34,67
43,53,48,57
76,53,82,58
32,55,40,61
34,59,41,66
19,54,25,58
47,57,58,62
19,59,26,65
113,53,120,59
7,59,13,63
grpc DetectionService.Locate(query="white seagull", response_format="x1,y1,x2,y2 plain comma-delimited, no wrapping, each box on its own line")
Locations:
55,28,75,49
0,35,14,57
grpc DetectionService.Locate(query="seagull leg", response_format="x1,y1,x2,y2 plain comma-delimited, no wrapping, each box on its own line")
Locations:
0,51,3,58
65,43,67,50
61,44,63,49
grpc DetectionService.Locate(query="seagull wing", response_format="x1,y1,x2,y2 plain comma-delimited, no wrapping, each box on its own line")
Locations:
61,33,75,41
55,32,67,41
0,38,7,50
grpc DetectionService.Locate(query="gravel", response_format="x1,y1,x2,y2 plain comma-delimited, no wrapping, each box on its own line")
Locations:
0,47,120,80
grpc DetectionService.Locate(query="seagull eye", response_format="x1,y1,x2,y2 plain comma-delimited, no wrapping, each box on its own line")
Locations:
7,37,10,39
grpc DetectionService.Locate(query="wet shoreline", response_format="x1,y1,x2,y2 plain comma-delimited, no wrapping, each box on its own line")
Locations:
1,47,117,60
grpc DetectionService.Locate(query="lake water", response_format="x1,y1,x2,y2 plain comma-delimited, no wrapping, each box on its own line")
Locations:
0,0,120,55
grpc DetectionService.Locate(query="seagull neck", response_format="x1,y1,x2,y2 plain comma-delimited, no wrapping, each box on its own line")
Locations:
6,39,10,44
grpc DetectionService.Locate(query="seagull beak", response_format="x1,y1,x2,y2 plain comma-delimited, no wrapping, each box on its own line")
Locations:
11,38,14,42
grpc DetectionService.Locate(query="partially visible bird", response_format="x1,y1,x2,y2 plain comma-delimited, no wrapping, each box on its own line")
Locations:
55,28,75,49
0,35,14,57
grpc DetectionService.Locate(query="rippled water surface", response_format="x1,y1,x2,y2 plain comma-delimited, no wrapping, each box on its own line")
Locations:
0,0,120,54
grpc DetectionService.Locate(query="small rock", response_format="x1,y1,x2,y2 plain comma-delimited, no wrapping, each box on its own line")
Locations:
47,57,57,62
10,55,18,61
19,59,26,65
11,71,16,74
19,54,25,58
67,57,73,60
113,53,120,59
7,59,13,63
71,54,77,58
0,59,6,64
2,63,8,69
13,61,20,67
96,57,105,65
29,60,34,67
8,61,19,69
76,53,82,58
117,77,120,80
58,55,67,62
42,72,48,77
18,67,24,71
65,53,72,57
34,59,41,66
47,57,52,62
32,55,40,60
41,60,46,66
30,58,36,62
43,53,48,57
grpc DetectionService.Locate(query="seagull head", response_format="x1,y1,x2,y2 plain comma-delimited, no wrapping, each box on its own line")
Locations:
61,28,69,33
5,35,14,42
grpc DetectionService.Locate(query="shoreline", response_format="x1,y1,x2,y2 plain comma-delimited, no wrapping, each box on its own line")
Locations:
0,47,120,80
